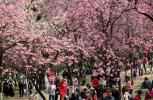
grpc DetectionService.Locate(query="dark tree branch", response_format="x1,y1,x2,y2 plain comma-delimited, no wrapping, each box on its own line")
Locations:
128,0,153,22
53,51,59,60
4,40,29,51
31,80,46,100
0,52,3,67
135,0,138,5
138,12,153,22
4,43,17,51
109,6,135,37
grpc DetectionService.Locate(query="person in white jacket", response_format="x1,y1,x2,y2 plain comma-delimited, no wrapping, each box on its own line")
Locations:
48,81,56,100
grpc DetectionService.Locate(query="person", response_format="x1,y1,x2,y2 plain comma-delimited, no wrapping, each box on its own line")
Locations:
86,83,94,95
100,75,106,88
59,78,68,100
55,78,60,100
141,77,151,89
98,79,105,100
133,68,137,78
122,86,131,100
3,80,9,96
72,77,78,93
70,88,80,100
17,73,25,97
65,87,71,100
152,80,153,88
8,80,15,97
109,76,117,87
134,90,143,100
143,57,148,73
112,85,120,100
28,81,33,95
86,83,97,99
138,60,144,76
149,58,153,71
18,79,24,97
80,88,87,99
92,76,100,92
145,87,153,100
49,81,56,100
125,76,132,92
87,88,97,100
103,89,114,100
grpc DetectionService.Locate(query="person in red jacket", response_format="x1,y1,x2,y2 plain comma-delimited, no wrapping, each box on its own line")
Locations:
92,76,100,89
92,76,100,96
134,90,143,100
59,78,68,100
143,57,148,73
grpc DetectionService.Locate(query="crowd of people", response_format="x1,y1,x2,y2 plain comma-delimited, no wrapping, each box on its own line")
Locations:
2,77,28,98
2,72,32,98
45,57,153,100
1,56,153,100
46,74,153,100
46,67,127,100
132,57,152,77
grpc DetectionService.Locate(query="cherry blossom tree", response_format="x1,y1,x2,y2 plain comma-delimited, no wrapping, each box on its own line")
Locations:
40,1,153,91
0,0,50,99
43,0,153,66
1,0,153,99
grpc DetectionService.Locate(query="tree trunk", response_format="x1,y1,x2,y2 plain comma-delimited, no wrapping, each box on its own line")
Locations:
0,80,3,100
0,45,3,99
31,80,46,100
117,69,122,96
88,65,92,74
131,65,134,86
0,52,3,67
125,69,127,77
67,66,72,85
119,79,122,99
